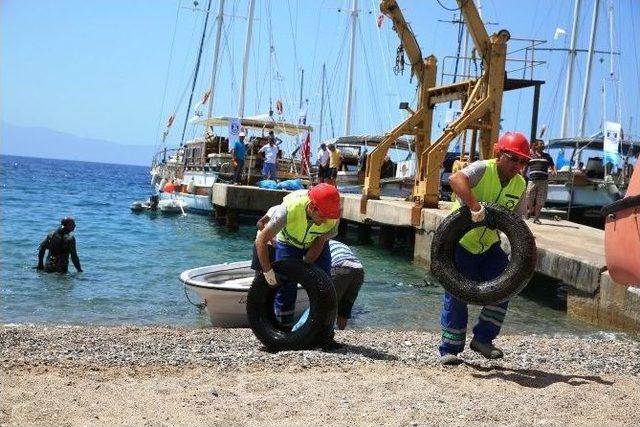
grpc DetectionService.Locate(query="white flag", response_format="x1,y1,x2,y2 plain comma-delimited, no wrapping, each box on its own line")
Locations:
603,121,622,167
554,27,567,40
228,117,241,151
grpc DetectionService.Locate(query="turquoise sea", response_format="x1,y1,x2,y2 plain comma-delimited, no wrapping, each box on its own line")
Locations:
1,155,606,335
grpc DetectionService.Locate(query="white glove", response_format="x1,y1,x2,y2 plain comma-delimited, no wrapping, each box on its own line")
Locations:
470,205,486,223
264,269,278,287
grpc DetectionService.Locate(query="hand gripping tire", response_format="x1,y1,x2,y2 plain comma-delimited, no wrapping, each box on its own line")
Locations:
430,204,537,305
246,259,337,351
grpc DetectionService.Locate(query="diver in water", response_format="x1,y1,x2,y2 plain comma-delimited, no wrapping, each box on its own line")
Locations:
37,217,83,273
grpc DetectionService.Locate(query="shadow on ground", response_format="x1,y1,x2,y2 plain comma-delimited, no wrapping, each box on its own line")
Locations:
465,362,614,388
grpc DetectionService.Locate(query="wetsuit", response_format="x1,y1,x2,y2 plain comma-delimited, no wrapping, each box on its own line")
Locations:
38,228,82,273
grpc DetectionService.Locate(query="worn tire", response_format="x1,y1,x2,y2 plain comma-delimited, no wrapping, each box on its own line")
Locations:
246,259,337,351
430,204,537,305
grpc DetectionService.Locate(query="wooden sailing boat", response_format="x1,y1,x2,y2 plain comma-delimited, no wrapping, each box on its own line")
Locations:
150,0,313,214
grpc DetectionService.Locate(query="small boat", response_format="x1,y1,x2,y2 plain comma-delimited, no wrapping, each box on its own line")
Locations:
603,165,640,286
130,195,159,213
157,198,187,215
180,261,309,327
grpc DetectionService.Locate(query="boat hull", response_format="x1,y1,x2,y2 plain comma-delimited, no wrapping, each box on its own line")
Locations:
603,167,640,286
180,261,309,327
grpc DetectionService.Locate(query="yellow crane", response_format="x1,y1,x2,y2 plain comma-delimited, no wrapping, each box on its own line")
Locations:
361,0,511,222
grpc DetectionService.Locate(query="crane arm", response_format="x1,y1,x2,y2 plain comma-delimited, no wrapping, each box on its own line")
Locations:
380,0,425,79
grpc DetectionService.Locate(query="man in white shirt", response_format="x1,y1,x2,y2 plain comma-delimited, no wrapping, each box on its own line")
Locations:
317,143,330,183
259,139,279,180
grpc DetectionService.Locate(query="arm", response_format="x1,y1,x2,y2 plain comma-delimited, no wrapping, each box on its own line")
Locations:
448,171,481,212
255,227,278,274
303,222,338,264
338,270,364,322
548,155,557,176
255,205,286,280
69,237,82,272
37,233,50,269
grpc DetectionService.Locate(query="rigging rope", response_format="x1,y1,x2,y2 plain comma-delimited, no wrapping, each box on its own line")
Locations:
179,0,214,146
154,2,182,152
357,16,385,134
435,0,467,13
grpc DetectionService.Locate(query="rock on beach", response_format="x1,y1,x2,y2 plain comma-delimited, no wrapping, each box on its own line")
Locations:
1,325,639,426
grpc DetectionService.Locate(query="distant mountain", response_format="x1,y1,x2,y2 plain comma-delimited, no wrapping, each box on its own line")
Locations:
0,122,154,166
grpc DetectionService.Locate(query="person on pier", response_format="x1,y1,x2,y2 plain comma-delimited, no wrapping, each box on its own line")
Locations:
438,132,530,365
525,139,556,224
254,183,342,348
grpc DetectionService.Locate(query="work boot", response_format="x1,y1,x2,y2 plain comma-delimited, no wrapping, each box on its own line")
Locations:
470,339,504,359
439,353,463,366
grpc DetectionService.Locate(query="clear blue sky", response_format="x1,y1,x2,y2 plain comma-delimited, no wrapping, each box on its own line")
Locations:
3,0,639,155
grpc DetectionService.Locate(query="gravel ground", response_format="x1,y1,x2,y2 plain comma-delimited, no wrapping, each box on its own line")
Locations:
2,325,639,426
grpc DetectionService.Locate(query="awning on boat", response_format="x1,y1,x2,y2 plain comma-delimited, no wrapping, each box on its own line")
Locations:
194,114,313,136
322,134,413,151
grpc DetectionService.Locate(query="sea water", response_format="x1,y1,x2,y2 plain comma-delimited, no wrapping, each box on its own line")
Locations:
1,155,602,335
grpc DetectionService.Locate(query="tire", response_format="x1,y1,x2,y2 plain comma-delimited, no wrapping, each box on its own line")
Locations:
601,195,640,217
430,203,537,305
246,259,337,351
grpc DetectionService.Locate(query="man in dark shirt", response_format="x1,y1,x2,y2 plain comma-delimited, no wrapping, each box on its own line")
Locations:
525,139,556,224
37,217,83,273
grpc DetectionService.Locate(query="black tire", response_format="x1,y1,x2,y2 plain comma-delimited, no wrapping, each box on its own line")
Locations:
430,203,537,305
601,195,640,217
246,259,337,351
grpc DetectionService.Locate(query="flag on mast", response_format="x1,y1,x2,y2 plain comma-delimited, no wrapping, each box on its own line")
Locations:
301,131,311,176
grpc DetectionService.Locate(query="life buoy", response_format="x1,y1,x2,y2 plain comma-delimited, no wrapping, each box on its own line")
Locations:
430,204,537,305
275,100,284,116
246,259,336,351
164,182,175,193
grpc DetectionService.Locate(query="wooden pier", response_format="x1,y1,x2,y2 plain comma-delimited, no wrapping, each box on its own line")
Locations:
209,183,640,334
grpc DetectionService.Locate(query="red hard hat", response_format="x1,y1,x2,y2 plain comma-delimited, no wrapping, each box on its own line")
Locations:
308,183,341,219
495,132,531,159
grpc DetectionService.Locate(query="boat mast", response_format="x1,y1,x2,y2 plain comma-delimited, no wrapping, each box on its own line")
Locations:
207,0,226,119
319,64,326,143
237,0,256,118
179,0,214,146
343,0,358,136
578,0,601,137
560,0,582,138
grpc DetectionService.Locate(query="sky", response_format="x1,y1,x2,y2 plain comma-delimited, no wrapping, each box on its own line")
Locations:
2,0,639,158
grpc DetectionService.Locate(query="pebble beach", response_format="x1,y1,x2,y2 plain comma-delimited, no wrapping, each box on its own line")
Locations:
2,325,639,426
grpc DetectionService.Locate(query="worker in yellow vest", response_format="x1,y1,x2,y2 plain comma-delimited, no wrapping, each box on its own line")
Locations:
255,183,341,345
439,132,531,365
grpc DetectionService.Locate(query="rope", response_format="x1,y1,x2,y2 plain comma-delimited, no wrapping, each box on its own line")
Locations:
435,0,467,12
154,2,182,153
357,18,385,134
183,285,206,309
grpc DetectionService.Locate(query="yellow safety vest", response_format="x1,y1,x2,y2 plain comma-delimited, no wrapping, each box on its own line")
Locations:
451,159,525,254
276,192,337,249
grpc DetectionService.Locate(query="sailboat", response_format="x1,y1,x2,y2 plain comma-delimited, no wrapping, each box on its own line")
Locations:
541,0,639,223
150,0,313,214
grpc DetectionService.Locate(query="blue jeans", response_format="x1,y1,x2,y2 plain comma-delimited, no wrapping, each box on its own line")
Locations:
233,159,245,184
274,241,331,327
439,242,510,356
262,162,277,180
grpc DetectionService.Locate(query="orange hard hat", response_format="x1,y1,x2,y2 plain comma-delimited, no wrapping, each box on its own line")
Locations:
495,132,531,159
308,183,341,219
